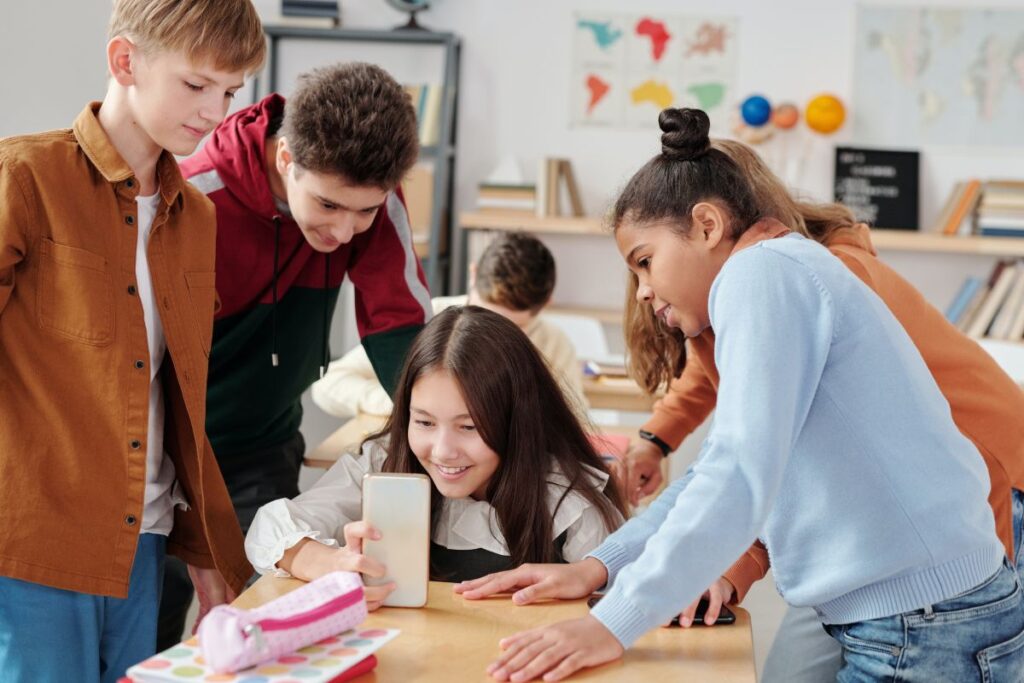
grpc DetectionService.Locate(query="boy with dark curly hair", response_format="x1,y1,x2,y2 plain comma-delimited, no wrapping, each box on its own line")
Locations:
158,61,431,647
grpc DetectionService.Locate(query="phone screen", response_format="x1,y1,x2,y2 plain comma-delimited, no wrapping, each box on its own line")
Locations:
586,594,735,626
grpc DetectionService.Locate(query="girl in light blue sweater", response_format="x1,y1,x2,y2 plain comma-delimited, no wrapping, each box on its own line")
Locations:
456,109,1024,682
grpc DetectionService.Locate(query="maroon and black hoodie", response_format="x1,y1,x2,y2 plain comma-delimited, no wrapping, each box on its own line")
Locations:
181,94,431,458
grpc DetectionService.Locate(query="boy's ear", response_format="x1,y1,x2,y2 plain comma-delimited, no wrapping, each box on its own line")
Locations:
691,202,728,249
467,263,477,289
107,36,138,87
276,137,293,176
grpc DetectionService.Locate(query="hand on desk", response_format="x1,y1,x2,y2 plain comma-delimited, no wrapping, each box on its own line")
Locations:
487,615,623,682
671,576,735,628
454,557,608,605
624,440,664,506
277,523,396,610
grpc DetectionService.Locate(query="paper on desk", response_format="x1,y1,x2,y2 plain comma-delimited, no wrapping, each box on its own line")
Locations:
126,628,399,682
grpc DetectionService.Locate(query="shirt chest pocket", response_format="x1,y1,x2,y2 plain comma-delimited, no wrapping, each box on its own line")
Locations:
37,238,113,346
185,270,217,357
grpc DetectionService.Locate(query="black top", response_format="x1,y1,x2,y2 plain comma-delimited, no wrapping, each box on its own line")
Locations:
429,531,569,583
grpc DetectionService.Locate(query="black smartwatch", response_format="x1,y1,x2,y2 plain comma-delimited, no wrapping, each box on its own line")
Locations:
638,430,672,457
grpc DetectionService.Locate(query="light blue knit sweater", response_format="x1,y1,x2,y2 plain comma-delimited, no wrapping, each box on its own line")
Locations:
590,234,1002,648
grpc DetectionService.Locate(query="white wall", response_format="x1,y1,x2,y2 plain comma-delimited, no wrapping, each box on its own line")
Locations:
7,0,1023,312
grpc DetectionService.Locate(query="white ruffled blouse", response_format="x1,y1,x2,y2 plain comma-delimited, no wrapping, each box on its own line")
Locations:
245,438,621,576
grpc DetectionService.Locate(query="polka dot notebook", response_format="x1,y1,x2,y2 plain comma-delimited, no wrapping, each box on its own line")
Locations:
125,628,399,682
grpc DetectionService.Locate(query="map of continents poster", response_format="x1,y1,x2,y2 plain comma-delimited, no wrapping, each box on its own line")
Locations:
854,6,1024,146
572,13,738,129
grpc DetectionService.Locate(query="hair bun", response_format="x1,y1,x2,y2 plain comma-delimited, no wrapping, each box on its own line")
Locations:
659,108,711,162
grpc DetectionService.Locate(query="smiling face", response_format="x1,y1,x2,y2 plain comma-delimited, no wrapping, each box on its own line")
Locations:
407,369,501,501
616,203,734,338
124,45,245,156
275,139,388,252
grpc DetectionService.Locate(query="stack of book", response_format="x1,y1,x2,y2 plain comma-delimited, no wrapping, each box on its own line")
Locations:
975,180,1024,238
476,183,537,213
403,84,443,147
945,259,1024,341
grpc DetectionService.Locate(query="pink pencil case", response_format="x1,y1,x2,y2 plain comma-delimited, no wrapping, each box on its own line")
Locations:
198,571,367,674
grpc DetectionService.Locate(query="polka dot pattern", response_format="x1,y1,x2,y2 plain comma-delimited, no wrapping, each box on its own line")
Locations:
126,623,398,682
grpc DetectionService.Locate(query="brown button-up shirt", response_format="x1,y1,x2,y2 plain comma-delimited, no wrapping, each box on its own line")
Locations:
0,103,251,597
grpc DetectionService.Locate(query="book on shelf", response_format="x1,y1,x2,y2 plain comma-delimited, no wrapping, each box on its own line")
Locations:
973,179,1024,237
476,183,537,213
961,259,1024,339
991,262,1024,339
939,179,982,235
403,83,443,148
944,276,984,324
536,157,584,218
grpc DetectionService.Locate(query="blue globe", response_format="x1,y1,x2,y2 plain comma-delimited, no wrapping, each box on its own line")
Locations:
740,95,772,127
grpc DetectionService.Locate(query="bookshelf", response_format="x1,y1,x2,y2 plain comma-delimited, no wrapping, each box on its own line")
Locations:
458,212,1024,339
256,25,462,294
460,211,1024,257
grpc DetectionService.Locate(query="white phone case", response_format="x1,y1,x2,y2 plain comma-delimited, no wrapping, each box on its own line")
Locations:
361,472,430,607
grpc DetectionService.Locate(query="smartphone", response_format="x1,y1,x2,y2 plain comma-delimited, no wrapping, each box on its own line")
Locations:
586,594,735,626
361,473,430,607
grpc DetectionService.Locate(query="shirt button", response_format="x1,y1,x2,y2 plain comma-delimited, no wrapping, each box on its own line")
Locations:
127,285,137,295
125,215,135,225
130,439,141,449
125,514,137,526
134,360,145,369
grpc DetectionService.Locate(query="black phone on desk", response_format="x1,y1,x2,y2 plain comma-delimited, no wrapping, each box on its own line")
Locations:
586,594,735,626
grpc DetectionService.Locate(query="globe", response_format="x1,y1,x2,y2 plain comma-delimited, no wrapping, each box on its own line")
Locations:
387,0,429,9
386,0,431,29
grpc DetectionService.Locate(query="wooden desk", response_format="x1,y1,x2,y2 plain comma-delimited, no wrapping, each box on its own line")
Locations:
582,376,659,412
234,577,755,682
305,413,387,469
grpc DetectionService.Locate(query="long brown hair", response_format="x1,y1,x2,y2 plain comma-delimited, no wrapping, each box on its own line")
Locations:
377,306,627,566
618,109,860,393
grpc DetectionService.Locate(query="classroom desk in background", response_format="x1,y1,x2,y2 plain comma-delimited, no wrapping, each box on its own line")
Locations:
234,577,756,682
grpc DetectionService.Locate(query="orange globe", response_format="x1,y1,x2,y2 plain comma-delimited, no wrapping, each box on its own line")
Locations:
771,103,800,130
805,94,845,134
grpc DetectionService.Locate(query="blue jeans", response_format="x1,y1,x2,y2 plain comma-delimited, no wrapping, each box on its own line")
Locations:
763,488,1024,683
0,533,166,683
1013,487,1024,576
824,559,1024,682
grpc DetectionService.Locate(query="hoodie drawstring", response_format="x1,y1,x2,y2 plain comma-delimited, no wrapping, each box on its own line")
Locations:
271,215,281,367
321,252,330,379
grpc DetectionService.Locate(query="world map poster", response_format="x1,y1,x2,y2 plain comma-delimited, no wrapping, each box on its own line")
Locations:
854,6,1024,146
572,13,739,129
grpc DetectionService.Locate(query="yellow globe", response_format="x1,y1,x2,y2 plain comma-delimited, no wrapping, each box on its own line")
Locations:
805,94,846,134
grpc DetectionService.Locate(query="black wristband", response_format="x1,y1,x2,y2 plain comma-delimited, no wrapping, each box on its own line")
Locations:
638,430,672,457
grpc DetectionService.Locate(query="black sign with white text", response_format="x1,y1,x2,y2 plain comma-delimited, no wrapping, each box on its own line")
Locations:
834,147,920,230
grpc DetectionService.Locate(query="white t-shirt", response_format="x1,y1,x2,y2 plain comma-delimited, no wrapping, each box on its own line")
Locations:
135,192,178,535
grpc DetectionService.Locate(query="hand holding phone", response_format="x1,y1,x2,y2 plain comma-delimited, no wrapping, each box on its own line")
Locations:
361,473,430,608
586,594,736,626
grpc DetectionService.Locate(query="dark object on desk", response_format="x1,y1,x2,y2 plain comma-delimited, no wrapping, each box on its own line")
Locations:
834,146,919,230
587,594,736,626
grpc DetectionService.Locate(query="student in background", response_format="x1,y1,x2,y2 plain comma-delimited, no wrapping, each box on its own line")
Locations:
312,231,585,418
246,306,627,605
0,1,265,680
159,62,432,648
617,137,1024,683
458,109,1023,682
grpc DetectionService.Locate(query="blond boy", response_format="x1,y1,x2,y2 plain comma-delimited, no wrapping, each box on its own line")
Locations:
0,2,264,680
